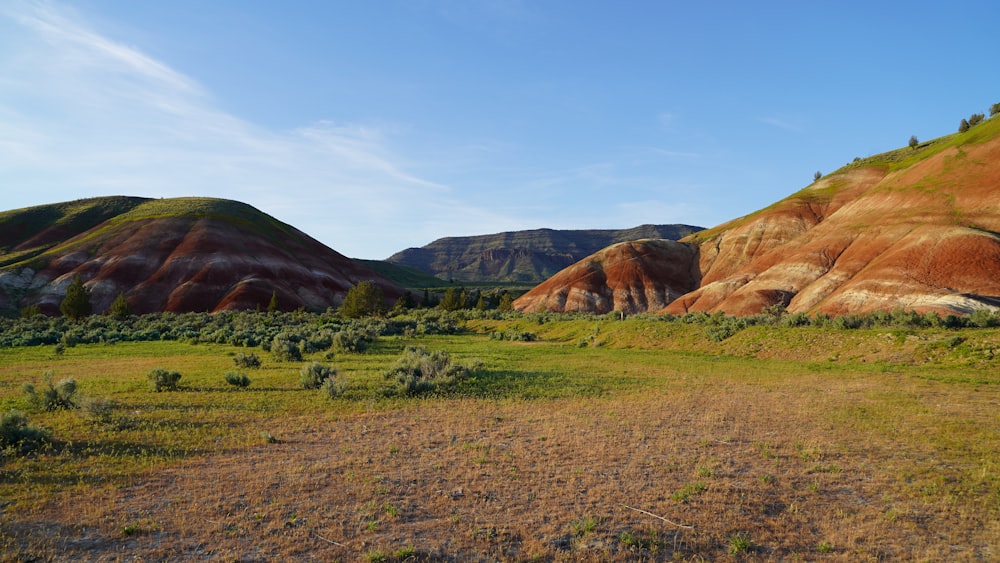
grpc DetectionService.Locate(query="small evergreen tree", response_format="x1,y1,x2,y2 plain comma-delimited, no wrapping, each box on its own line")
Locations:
968,113,985,127
908,135,919,149
267,291,279,313
438,287,460,311
340,281,384,318
108,292,132,318
991,102,1000,117
60,274,92,320
813,171,822,182
959,118,970,133
497,291,514,313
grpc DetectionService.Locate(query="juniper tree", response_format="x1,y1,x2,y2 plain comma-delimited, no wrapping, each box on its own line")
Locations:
60,275,92,321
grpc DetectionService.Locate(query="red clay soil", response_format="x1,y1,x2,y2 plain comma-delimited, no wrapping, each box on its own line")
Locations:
517,129,1000,316
514,239,699,314
19,215,402,314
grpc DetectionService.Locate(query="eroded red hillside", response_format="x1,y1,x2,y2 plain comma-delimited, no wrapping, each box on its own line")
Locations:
513,239,698,314
0,198,403,314
516,117,1000,316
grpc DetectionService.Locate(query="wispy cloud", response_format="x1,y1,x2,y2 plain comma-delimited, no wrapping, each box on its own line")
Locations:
0,1,487,258
758,116,801,131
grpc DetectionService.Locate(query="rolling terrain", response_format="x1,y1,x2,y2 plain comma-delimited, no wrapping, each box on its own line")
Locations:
517,114,1000,316
0,197,403,315
386,224,702,283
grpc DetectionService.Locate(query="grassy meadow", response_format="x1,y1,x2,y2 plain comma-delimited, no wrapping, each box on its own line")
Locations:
1,315,998,561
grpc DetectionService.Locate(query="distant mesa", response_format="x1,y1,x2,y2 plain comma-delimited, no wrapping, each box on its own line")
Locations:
386,224,703,284
0,196,403,315
516,113,1000,316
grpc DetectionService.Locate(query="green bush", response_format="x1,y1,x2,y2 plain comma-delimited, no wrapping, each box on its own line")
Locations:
331,329,370,353
147,368,182,392
224,372,251,388
270,336,302,362
233,352,262,369
0,409,51,453
320,376,345,399
22,372,78,411
300,362,335,390
383,347,471,396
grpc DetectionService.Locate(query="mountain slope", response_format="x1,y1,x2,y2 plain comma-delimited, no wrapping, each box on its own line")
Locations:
516,115,1000,316
386,224,702,283
0,197,403,315
511,239,699,314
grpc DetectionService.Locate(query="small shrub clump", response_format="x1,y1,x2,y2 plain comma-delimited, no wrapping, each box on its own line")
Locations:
147,368,182,392
0,409,51,453
383,347,472,396
300,362,335,390
224,372,251,388
269,335,302,362
331,329,371,353
233,352,262,369
22,372,79,411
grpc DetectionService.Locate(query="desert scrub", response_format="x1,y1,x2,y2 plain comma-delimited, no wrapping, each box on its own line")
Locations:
0,409,51,453
331,328,371,353
269,335,302,362
232,351,261,369
300,362,335,390
383,346,473,396
147,368,182,392
22,372,78,411
224,371,251,388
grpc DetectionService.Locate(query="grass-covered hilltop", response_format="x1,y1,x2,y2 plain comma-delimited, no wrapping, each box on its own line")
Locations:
0,306,998,560
0,196,403,316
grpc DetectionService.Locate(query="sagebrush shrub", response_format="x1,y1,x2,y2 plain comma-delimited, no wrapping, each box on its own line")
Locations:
147,368,182,392
22,372,78,411
224,372,251,388
300,362,335,389
270,336,302,362
383,347,471,396
0,409,51,453
233,352,261,369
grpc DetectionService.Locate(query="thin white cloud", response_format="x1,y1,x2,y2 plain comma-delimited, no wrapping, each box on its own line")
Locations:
758,116,801,131
0,1,472,258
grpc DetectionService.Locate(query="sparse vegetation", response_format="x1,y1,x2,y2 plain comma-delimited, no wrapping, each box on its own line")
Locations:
147,367,182,391
299,361,335,390
224,371,251,388
22,372,78,411
0,312,998,560
0,409,51,453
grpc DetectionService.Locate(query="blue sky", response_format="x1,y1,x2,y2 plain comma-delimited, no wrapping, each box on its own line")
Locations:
1,1,996,259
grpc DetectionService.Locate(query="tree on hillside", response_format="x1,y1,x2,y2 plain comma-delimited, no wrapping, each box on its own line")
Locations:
60,275,92,321
908,135,919,150
498,291,514,313
991,102,1000,117
339,280,384,318
439,287,465,312
968,113,985,127
267,291,279,313
959,118,970,133
108,292,132,318
813,171,822,182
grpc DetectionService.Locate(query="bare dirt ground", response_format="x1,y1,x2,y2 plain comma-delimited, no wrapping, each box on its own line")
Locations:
6,375,997,562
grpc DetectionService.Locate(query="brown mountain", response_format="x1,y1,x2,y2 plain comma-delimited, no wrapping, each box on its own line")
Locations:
0,197,403,315
516,114,1000,316
386,224,702,283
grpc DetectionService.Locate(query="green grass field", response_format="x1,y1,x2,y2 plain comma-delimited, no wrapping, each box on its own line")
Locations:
1,318,998,560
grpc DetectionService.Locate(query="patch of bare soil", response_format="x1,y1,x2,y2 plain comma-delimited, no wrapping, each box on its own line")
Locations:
5,382,997,561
